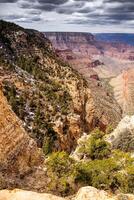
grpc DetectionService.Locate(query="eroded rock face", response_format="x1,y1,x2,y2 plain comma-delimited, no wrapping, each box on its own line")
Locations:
0,86,42,175
110,68,134,115
74,187,134,200
44,32,134,73
0,187,134,200
74,187,113,200
0,189,64,200
107,115,134,152
45,32,134,117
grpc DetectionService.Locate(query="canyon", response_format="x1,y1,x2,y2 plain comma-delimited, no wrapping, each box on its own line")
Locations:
45,32,134,115
0,20,134,199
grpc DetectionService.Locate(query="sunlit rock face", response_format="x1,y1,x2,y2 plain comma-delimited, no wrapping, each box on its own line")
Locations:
0,87,42,174
74,187,134,200
0,187,134,200
0,189,64,200
107,115,134,152
110,68,134,115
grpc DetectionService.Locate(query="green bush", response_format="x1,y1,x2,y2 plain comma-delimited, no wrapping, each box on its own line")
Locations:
46,151,76,195
126,165,134,193
106,125,114,134
78,128,111,160
46,151,75,176
75,158,120,190
75,149,134,193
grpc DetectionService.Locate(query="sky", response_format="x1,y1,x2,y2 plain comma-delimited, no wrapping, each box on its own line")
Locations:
0,0,134,33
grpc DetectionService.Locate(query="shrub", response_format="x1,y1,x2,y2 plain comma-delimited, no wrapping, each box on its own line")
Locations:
43,136,52,155
78,128,111,160
75,158,120,190
46,151,76,195
106,125,114,134
45,148,134,195
126,165,134,193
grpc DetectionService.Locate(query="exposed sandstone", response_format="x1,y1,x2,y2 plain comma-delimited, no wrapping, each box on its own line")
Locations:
0,187,134,200
0,85,42,175
110,68,134,115
73,187,134,200
0,189,64,200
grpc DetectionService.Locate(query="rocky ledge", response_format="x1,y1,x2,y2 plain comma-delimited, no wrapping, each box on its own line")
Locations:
0,187,134,200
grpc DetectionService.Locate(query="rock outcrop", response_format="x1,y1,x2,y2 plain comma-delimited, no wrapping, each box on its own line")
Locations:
107,115,134,152
74,187,134,200
0,187,134,200
110,68,134,115
0,86,42,174
0,189,64,200
0,84,45,190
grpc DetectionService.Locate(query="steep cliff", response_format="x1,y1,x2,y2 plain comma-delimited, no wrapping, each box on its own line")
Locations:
110,68,134,115
0,20,122,154
45,32,95,50
0,84,43,188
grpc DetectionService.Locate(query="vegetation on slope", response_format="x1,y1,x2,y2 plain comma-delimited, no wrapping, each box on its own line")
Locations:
45,130,134,195
45,129,134,196
0,20,88,152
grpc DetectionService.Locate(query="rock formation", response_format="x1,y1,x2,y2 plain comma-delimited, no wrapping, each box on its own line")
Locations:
0,84,47,191
0,187,134,200
0,85,42,174
45,32,134,116
107,115,134,152
73,187,134,200
0,189,64,200
110,68,134,115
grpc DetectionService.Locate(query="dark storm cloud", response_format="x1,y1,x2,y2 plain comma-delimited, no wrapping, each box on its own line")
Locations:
63,0,134,26
1,0,134,28
37,0,68,5
105,13,134,22
106,3,134,14
0,0,18,2
74,0,93,1
19,0,68,12
28,10,42,15
56,1,85,14
19,0,85,14
104,0,134,3
33,4,57,11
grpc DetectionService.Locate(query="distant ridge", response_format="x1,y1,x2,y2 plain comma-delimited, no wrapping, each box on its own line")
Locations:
95,33,134,46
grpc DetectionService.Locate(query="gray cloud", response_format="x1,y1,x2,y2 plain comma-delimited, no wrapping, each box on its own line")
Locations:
0,0,134,31
0,0,18,2
34,4,57,11
38,0,68,5
56,1,85,14
104,0,134,3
